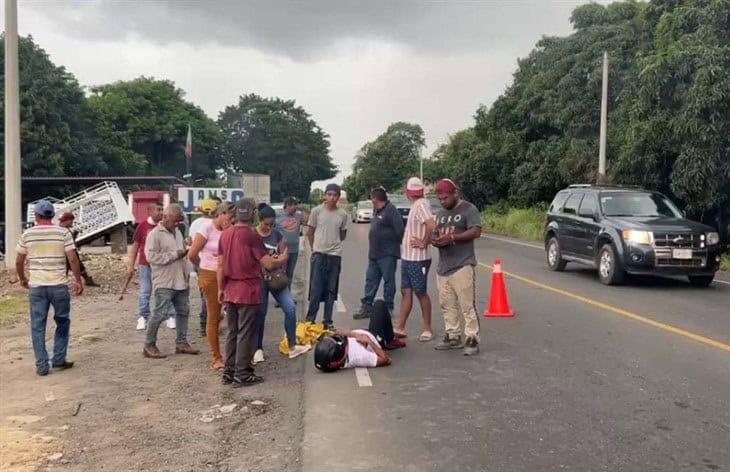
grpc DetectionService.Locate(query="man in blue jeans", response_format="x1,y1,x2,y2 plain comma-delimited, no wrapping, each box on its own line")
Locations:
15,201,84,376
353,187,404,319
127,202,163,331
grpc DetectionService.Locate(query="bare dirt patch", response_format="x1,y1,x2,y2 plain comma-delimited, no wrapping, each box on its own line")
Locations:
1,253,306,472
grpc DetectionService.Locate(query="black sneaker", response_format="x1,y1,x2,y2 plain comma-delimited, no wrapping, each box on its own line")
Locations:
52,361,74,370
221,373,234,385
463,337,479,356
352,308,372,320
434,334,464,350
37,369,49,377
231,373,264,388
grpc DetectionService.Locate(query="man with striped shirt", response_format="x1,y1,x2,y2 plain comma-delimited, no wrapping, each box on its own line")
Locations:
394,177,435,341
16,201,84,376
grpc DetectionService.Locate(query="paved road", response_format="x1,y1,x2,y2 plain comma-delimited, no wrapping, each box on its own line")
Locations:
302,224,730,472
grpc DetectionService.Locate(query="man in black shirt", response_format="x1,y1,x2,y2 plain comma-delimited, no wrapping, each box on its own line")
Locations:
353,187,404,319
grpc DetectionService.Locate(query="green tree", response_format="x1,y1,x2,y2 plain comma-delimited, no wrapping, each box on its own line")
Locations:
309,188,324,205
342,122,424,201
218,94,336,202
613,0,730,213
0,35,106,208
87,77,222,178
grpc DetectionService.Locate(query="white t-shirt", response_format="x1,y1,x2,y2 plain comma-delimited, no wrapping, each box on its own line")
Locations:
344,329,379,368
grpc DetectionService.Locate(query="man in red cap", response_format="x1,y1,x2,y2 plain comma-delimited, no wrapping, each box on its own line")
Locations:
431,179,482,356
58,212,99,287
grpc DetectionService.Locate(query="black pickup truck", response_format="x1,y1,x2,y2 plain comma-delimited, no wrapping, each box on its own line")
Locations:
543,185,722,286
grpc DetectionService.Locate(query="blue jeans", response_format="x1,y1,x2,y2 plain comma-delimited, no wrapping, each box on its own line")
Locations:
29,285,71,373
285,252,299,290
361,256,398,312
258,282,297,350
145,288,190,347
138,265,152,319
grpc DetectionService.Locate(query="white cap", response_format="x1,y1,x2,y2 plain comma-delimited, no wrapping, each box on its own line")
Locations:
406,177,424,191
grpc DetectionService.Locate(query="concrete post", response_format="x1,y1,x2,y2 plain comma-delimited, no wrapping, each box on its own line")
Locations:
598,51,608,181
4,0,22,269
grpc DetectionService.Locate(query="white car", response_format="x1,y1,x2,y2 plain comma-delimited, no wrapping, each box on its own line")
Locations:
352,201,373,223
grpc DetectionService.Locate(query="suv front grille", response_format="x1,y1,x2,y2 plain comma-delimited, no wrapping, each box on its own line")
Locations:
655,254,705,268
653,233,702,249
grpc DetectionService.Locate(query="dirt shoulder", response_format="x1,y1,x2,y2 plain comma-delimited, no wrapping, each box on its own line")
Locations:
0,252,307,472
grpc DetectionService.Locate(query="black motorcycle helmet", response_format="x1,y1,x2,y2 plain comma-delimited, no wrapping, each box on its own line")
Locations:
314,334,348,372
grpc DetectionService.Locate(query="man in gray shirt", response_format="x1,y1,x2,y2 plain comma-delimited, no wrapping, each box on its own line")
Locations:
431,179,482,356
305,184,348,329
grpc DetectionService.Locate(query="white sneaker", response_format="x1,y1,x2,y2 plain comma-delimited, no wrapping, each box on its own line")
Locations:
288,344,311,359
136,317,147,331
253,349,265,364
166,317,176,329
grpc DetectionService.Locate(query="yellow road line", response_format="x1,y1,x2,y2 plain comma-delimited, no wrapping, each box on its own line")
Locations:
477,262,730,353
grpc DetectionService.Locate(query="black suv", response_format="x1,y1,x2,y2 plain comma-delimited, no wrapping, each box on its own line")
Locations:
544,185,722,286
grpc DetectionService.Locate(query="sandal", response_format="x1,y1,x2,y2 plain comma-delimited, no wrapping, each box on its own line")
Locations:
418,331,433,342
232,373,264,388
393,329,408,339
211,359,224,372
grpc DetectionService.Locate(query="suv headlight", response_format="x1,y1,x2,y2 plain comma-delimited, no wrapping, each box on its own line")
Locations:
706,232,720,246
622,229,654,245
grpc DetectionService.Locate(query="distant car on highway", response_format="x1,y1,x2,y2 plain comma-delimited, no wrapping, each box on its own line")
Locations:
544,185,721,286
389,194,410,222
351,201,373,223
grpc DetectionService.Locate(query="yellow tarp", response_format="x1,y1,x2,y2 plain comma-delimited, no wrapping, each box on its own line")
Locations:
279,321,334,355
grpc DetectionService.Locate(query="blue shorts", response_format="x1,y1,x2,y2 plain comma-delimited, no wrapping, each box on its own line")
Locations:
401,260,431,295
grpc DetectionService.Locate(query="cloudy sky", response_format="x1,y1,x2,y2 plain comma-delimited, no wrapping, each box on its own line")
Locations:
5,0,593,188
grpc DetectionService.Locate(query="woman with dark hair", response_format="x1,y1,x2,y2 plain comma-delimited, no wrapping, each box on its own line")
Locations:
255,205,311,362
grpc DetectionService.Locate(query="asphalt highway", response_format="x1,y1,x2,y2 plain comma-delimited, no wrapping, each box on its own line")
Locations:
301,224,730,472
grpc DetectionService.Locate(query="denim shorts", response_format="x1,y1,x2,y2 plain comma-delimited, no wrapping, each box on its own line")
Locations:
400,260,431,295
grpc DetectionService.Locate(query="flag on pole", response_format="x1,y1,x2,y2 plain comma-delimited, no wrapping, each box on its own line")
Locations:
184,123,192,161
185,123,193,160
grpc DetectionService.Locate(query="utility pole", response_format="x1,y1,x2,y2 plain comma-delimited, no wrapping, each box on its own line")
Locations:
4,0,22,269
598,51,608,181
419,156,424,182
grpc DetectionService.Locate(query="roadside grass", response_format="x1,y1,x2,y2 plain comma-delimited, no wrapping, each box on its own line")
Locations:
0,294,27,327
481,205,545,242
721,252,730,272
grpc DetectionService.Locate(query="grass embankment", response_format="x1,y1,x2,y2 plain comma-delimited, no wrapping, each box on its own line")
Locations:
481,206,545,242
0,294,27,327
721,253,730,272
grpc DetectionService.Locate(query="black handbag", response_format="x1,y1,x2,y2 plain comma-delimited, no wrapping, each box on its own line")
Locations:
264,270,288,292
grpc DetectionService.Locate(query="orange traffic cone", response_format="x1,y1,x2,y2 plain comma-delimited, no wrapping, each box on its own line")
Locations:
484,258,514,317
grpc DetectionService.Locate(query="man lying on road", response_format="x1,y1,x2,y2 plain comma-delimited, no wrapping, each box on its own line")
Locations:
314,300,404,372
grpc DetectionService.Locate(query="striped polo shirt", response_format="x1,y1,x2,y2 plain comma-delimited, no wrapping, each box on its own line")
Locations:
16,223,75,287
401,197,434,262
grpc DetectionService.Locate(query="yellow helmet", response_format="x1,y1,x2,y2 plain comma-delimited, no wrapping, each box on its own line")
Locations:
198,198,218,215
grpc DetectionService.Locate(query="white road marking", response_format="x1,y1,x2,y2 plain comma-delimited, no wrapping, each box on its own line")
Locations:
336,298,347,313
483,235,729,287
355,368,372,387
483,234,543,250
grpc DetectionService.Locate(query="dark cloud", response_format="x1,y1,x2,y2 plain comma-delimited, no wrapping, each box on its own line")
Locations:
23,0,586,60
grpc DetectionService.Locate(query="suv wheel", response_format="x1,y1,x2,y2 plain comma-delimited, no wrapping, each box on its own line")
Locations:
597,243,624,285
546,237,567,271
688,275,714,287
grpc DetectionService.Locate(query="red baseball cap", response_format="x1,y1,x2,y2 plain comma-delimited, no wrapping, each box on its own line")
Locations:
434,179,457,194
